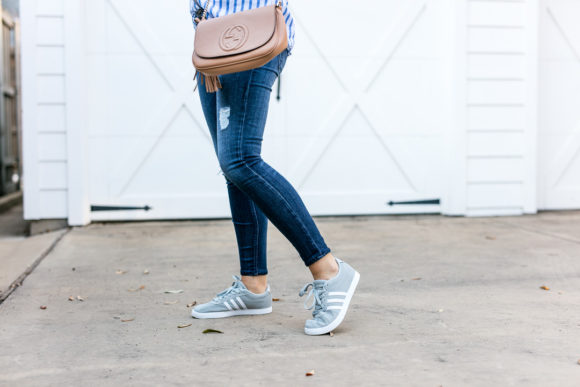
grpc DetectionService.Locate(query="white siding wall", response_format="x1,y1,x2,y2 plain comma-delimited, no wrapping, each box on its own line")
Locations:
22,0,68,219
22,0,88,225
463,0,538,216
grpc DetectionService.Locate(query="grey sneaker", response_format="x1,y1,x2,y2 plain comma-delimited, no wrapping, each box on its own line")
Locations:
191,275,272,319
299,257,360,335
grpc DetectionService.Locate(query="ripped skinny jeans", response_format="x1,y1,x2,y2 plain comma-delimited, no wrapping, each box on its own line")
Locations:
196,48,331,276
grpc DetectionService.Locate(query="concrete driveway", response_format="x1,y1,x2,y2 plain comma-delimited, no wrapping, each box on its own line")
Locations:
1,212,580,386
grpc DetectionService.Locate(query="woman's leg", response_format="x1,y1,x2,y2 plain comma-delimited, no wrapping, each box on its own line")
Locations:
215,50,333,272
197,74,269,290
193,50,356,331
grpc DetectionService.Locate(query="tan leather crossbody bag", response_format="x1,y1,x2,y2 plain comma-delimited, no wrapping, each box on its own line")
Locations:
192,0,288,93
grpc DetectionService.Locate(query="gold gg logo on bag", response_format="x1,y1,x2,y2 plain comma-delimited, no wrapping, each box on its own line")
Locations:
219,25,249,51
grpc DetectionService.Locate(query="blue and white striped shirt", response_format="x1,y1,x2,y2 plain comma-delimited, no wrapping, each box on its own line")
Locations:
189,0,295,54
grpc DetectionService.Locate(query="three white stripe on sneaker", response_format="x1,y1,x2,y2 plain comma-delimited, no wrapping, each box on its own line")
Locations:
222,292,347,312
224,296,248,311
327,291,347,310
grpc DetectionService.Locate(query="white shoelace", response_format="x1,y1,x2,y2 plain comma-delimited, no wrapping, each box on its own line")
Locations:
299,281,327,316
212,275,244,302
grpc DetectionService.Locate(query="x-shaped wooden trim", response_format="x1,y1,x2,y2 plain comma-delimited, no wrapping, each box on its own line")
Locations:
544,5,580,190
287,0,428,193
105,0,212,197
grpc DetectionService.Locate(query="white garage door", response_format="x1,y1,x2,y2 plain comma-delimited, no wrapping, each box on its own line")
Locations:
539,0,580,209
87,0,450,221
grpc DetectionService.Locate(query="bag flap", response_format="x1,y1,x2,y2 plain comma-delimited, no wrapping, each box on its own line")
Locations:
194,5,278,59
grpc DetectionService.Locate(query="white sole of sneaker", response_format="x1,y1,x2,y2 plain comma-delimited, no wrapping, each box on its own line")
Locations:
304,270,360,335
191,307,272,319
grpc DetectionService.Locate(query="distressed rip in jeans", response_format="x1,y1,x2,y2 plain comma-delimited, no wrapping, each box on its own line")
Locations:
196,48,331,276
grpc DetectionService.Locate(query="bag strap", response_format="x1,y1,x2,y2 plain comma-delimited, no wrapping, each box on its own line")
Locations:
201,0,211,20
200,0,282,21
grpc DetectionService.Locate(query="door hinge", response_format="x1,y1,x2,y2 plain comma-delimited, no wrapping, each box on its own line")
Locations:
91,205,152,212
386,199,440,206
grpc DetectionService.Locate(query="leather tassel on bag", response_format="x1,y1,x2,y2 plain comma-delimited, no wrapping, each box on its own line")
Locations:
194,71,222,93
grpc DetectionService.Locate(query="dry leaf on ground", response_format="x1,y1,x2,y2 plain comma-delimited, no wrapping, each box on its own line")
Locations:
40,305,47,310
164,300,178,305
77,296,84,301
164,290,184,294
305,370,315,376
68,296,75,301
187,301,197,308
412,277,422,280
202,329,223,334
540,285,550,290
128,285,146,292
178,323,192,328
116,270,127,275
272,298,280,302
121,318,135,322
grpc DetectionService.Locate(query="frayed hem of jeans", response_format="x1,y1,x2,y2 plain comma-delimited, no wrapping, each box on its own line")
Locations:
240,271,269,277
303,248,332,267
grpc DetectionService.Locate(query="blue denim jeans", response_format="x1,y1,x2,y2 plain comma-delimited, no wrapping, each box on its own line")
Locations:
197,48,331,276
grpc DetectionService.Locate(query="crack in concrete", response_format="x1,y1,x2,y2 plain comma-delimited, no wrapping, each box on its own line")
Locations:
495,220,580,246
0,228,71,305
